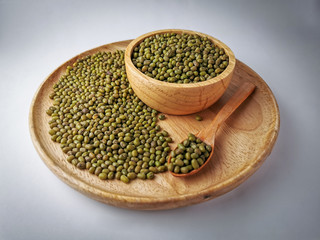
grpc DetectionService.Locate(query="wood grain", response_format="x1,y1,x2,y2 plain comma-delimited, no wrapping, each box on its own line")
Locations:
125,29,236,115
29,40,280,210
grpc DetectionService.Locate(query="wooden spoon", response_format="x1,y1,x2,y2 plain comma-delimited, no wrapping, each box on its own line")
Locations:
168,81,256,177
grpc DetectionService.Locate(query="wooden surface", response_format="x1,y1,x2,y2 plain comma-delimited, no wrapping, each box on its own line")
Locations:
29,40,280,210
125,29,236,115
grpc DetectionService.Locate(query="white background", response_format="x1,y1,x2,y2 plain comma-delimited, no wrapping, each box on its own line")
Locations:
1,0,319,239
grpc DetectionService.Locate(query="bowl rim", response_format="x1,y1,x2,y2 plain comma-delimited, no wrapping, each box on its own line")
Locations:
125,29,236,89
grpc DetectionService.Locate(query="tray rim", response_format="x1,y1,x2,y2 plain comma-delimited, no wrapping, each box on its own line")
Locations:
29,39,280,210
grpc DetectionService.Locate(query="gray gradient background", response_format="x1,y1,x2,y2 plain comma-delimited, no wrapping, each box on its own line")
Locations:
1,0,319,239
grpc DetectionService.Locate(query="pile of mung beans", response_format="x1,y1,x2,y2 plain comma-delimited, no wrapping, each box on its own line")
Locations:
168,133,212,174
131,32,229,83
47,50,172,183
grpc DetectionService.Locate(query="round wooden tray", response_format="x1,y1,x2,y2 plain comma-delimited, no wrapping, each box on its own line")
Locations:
29,40,280,210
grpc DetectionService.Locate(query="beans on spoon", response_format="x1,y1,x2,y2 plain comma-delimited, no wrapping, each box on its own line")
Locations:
168,81,256,177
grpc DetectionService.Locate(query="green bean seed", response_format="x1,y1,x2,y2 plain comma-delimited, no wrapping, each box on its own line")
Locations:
137,172,146,179
120,175,129,183
147,172,154,179
98,172,107,180
127,172,137,180
191,159,200,169
195,115,203,121
158,114,166,120
180,167,189,174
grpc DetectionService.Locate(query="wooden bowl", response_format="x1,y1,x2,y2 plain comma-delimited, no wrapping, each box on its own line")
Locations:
30,40,279,210
125,29,236,115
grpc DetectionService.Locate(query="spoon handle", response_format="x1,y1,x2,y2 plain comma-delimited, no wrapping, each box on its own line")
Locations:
199,82,256,141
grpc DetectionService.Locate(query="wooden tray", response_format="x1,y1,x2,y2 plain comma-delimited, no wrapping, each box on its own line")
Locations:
29,40,280,210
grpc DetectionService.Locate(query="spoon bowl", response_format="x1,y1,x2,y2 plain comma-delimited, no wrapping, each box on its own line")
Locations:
168,81,256,177
167,138,215,177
